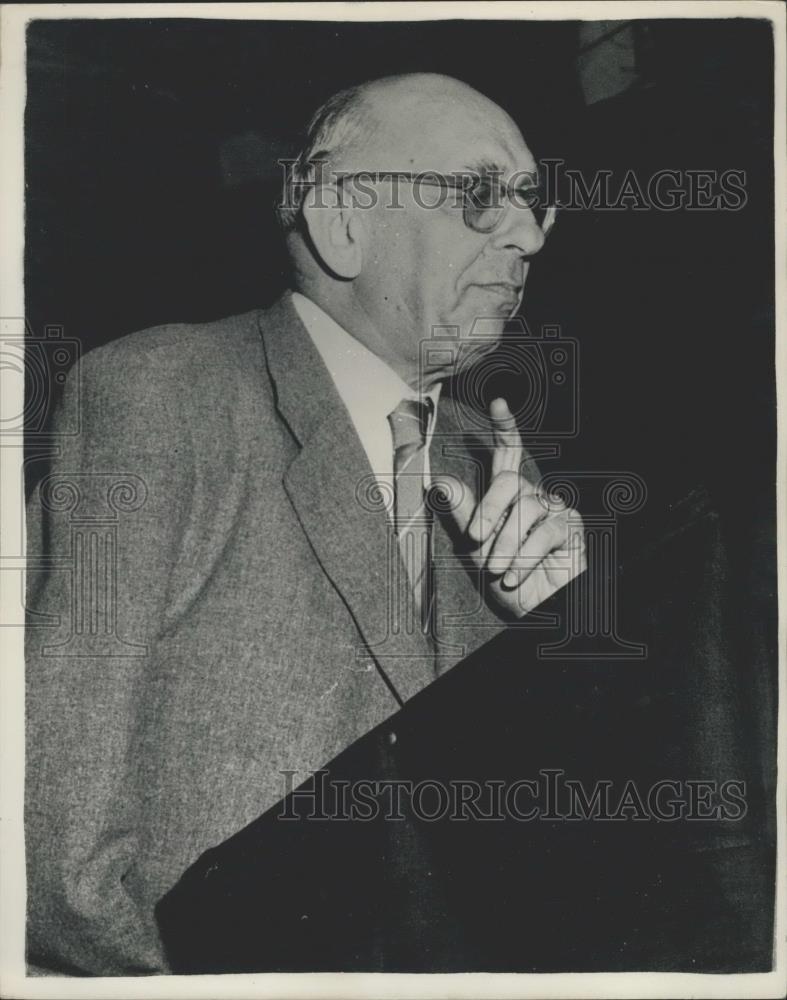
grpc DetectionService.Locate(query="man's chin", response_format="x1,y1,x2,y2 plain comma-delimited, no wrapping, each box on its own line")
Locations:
452,329,504,375
421,314,506,383
457,315,507,346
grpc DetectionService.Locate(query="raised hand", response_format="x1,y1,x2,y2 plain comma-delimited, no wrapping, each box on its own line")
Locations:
436,397,586,618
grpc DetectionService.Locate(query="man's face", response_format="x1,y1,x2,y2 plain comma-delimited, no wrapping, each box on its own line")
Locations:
349,93,546,381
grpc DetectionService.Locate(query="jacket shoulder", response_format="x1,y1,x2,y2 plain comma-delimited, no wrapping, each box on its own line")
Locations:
78,310,265,383
56,310,277,452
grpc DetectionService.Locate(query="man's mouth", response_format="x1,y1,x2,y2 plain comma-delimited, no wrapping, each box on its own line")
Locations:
474,282,522,298
473,283,523,314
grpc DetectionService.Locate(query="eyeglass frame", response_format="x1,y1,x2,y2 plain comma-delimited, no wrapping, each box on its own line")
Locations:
289,166,557,238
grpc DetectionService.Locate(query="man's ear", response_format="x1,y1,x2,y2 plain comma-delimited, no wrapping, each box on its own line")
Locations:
301,185,363,279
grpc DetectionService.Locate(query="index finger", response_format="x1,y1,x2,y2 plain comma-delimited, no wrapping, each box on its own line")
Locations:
489,397,522,474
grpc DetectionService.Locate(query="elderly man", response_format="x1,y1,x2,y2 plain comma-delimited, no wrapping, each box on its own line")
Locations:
25,73,584,974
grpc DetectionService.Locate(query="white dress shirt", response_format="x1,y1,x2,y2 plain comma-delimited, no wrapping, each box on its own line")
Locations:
292,293,441,514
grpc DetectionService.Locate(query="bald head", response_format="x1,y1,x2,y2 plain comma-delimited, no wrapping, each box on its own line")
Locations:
279,73,525,229
281,72,547,389
347,73,522,168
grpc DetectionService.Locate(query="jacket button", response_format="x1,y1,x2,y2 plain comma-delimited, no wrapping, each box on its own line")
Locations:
387,731,397,745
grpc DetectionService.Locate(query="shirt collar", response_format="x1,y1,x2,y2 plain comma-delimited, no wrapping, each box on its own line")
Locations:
291,292,441,430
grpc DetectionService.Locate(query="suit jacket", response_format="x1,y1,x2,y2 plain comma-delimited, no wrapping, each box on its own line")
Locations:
25,292,537,975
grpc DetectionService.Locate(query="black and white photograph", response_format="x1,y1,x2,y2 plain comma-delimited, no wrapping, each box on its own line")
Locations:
1,2,784,996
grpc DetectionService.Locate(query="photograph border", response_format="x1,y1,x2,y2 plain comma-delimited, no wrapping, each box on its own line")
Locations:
1,3,784,998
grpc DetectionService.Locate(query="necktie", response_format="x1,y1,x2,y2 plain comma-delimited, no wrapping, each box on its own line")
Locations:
387,396,435,636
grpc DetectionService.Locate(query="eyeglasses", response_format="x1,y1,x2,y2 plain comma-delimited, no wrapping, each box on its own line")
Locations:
334,170,557,237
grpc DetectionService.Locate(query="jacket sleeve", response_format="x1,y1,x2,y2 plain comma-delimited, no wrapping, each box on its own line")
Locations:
25,344,191,975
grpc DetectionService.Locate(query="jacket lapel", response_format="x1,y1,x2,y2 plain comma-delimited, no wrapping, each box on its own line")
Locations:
257,293,435,703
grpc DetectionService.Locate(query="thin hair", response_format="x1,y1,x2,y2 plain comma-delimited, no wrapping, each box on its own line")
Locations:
277,84,372,232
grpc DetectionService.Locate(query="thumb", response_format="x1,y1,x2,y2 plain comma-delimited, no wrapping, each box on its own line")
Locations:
430,475,476,534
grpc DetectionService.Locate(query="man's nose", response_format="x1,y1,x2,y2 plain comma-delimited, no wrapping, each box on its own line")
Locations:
490,202,546,257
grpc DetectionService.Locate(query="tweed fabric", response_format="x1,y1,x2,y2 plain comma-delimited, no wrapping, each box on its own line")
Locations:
24,292,525,975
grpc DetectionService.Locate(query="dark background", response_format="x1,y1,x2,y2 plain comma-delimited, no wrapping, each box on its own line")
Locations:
24,16,775,481
25,15,777,817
